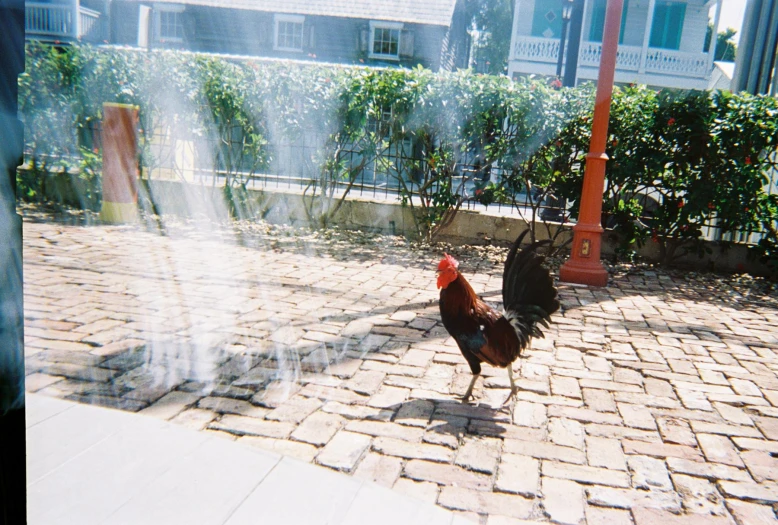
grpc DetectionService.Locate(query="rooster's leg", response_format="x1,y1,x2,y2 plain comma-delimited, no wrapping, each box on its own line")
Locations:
462,374,480,403
502,366,519,406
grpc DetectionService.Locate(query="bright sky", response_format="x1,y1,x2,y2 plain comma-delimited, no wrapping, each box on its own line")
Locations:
713,0,748,44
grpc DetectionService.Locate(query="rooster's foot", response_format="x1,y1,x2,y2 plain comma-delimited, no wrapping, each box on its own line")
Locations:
460,374,480,404
501,387,519,407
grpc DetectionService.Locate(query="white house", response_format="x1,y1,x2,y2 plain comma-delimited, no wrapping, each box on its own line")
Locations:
508,0,725,89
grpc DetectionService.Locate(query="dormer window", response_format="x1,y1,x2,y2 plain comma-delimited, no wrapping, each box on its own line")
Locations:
274,14,304,52
369,21,403,60
155,5,184,42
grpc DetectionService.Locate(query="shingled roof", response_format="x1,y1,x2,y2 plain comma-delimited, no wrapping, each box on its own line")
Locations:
142,0,460,27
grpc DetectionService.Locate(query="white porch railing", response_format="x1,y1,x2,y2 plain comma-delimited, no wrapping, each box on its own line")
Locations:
511,35,710,79
643,47,709,77
78,6,103,42
26,3,75,39
511,36,561,64
26,3,103,42
579,41,642,71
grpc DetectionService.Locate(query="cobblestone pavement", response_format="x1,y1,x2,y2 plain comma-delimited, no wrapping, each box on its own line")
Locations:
22,208,778,525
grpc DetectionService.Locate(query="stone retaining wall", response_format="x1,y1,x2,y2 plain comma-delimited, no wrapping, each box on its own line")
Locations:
143,179,771,276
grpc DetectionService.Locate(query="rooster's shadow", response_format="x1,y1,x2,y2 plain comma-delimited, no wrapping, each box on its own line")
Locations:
386,398,511,438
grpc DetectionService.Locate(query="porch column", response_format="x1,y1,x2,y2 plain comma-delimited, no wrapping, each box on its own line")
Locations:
638,0,656,73
707,0,724,72
72,0,79,39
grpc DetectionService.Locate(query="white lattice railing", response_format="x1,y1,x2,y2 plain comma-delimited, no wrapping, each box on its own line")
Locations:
578,41,642,71
26,3,75,39
511,36,561,63
26,3,102,41
644,47,709,77
78,6,102,42
512,36,710,79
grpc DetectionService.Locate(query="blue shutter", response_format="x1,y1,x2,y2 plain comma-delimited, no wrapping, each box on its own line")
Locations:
588,0,630,43
650,1,686,50
589,0,606,42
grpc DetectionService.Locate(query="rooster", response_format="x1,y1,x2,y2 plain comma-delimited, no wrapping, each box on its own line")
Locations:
437,231,559,404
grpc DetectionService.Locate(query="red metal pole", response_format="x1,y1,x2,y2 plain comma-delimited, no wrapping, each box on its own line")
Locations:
100,103,139,223
559,0,624,287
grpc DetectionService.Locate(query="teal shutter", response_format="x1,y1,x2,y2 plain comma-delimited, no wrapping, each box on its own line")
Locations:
588,0,629,43
650,1,686,50
589,0,606,42
532,0,563,38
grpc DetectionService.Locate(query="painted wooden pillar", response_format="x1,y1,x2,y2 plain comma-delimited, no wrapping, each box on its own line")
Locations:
638,0,656,74
707,0,724,72
101,102,140,223
72,0,80,39
559,0,624,287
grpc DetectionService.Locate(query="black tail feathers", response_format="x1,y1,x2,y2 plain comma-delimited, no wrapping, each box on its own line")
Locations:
502,231,560,337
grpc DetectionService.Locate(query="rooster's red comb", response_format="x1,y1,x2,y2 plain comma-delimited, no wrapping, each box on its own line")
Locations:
437,253,459,271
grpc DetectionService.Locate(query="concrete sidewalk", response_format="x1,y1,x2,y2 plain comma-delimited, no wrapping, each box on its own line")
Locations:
27,392,462,525
22,208,778,524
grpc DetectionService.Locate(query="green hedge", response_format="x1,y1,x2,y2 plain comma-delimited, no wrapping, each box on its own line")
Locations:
18,43,778,272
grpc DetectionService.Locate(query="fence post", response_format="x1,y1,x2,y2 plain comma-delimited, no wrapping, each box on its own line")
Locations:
100,102,139,223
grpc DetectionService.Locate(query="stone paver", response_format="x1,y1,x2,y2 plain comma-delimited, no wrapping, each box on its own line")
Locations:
21,208,778,523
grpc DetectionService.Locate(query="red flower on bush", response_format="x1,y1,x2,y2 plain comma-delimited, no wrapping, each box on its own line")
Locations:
707,202,715,210
677,200,684,208
667,118,676,126
745,156,752,165
475,189,483,196
550,79,563,89
612,139,618,147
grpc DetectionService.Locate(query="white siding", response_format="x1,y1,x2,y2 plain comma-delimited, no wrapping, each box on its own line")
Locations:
621,0,648,47
581,0,646,47
679,1,709,53
515,0,537,36
582,0,595,41
579,0,709,51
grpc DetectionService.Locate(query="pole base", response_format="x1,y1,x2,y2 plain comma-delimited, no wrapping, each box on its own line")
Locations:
100,201,138,223
559,258,609,287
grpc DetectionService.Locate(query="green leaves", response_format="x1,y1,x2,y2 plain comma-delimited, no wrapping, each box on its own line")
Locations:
19,44,778,274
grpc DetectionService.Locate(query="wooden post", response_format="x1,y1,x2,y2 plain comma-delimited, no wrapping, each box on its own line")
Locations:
101,102,139,223
707,0,724,72
559,0,624,287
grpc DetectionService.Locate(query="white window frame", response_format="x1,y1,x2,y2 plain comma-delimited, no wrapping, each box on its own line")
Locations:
154,4,185,43
274,14,305,52
369,21,403,60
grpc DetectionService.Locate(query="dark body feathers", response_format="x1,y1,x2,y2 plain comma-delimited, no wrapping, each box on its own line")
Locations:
439,231,560,376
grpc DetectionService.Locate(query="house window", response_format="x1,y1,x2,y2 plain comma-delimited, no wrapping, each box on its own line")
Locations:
370,21,403,59
531,0,562,38
274,14,304,52
588,0,629,43
650,1,686,50
157,6,184,42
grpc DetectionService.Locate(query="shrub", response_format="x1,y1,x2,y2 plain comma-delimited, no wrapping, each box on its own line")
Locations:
18,43,778,274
